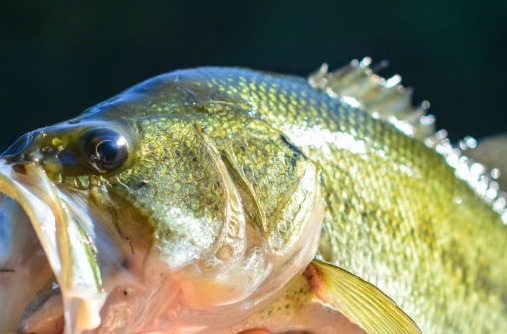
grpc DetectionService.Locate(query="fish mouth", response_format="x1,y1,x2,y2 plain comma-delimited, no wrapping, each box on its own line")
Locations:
0,161,105,333
0,193,62,334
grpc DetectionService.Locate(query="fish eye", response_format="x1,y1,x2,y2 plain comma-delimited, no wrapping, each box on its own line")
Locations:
81,128,129,173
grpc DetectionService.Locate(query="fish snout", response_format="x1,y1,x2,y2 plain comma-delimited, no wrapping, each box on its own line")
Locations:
1,132,35,158
0,130,55,168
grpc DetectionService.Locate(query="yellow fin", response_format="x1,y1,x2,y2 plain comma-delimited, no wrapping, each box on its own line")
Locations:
309,260,421,334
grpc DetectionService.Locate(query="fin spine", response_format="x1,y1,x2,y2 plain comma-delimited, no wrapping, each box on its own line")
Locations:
309,58,507,225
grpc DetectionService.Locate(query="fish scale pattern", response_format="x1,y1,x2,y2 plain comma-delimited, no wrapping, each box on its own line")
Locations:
196,67,507,333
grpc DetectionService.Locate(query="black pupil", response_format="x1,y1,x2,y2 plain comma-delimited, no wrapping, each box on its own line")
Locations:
96,140,119,162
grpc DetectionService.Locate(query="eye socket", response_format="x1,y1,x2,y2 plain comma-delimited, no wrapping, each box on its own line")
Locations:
82,128,129,173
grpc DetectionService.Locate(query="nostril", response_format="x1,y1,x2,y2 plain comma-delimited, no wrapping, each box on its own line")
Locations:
12,164,27,175
1,132,34,157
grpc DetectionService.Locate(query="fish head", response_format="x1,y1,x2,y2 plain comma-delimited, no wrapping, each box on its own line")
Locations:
0,69,324,332
0,112,144,333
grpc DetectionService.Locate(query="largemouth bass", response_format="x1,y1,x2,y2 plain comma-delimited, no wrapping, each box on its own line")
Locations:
0,58,506,333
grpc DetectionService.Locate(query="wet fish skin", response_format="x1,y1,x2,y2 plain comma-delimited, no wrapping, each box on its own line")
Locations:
0,64,506,333
187,68,507,332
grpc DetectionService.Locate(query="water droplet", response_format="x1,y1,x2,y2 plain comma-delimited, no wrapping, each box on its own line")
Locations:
491,168,501,179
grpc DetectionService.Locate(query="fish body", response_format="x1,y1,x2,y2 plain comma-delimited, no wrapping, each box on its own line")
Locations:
0,60,506,333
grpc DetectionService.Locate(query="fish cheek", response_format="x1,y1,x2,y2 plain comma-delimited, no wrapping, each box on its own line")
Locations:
105,114,323,310
94,188,156,274
113,119,227,271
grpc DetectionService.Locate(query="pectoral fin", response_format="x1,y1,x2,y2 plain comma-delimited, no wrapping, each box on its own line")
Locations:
307,260,421,334
237,260,421,334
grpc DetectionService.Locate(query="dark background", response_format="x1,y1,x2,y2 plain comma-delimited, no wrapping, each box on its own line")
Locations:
1,0,506,150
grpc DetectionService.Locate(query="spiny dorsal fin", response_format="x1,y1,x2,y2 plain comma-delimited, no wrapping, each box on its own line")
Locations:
308,58,507,225
308,57,434,141
466,134,507,188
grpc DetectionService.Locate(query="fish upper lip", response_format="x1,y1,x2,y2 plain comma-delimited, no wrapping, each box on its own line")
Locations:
0,160,105,333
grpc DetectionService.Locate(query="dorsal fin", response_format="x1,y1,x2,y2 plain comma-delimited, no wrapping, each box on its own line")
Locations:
308,57,434,141
308,58,507,225
467,134,507,188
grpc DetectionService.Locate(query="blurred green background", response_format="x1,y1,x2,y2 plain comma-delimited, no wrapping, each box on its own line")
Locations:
0,0,506,149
